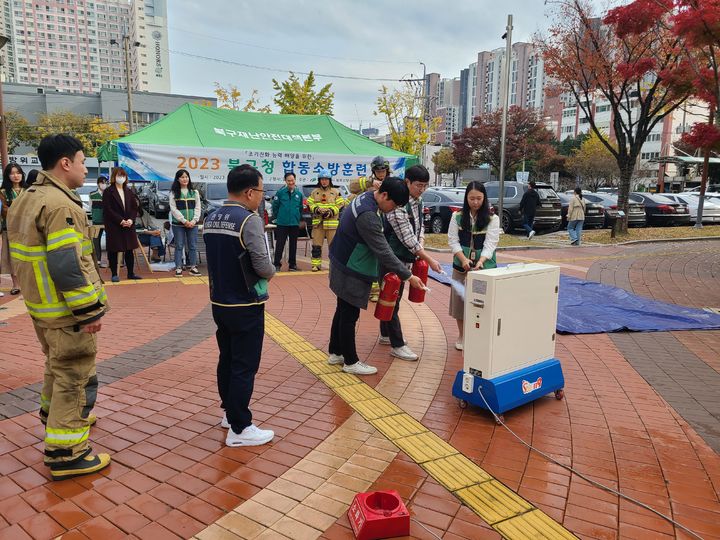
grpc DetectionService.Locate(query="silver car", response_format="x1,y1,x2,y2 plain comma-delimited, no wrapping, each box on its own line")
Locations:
662,193,720,223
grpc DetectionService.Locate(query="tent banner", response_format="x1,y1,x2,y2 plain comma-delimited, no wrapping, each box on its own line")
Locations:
118,143,411,183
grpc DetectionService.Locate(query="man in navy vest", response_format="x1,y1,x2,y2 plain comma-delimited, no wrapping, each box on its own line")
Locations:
204,165,276,447
327,177,425,375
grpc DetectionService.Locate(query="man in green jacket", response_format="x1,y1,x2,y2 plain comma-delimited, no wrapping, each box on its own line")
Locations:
272,172,304,271
89,176,107,267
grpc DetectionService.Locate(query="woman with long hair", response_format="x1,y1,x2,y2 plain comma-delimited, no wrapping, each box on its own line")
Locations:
169,169,201,277
447,181,501,350
567,187,586,246
0,163,26,295
102,167,141,282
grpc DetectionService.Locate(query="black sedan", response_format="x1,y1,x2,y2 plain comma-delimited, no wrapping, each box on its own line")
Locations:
421,189,465,233
630,192,691,226
558,193,605,229
583,193,647,228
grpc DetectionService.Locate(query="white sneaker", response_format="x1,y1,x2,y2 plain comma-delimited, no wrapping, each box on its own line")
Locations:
226,424,274,447
327,353,344,365
455,340,464,351
391,345,418,361
0,291,4,297
221,413,230,429
528,230,536,239
343,362,378,375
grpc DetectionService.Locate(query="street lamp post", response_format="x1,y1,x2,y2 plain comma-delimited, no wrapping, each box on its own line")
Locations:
497,15,513,218
0,34,10,171
111,35,140,134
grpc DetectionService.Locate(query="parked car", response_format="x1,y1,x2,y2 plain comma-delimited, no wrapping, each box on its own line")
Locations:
683,184,720,194
630,192,691,226
145,180,173,218
198,182,229,218
75,184,96,218
582,193,647,228
558,193,605,229
420,188,465,234
484,181,562,234
660,193,720,223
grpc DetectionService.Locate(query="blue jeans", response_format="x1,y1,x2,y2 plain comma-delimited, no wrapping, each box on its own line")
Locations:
172,224,198,269
568,220,584,245
522,214,535,235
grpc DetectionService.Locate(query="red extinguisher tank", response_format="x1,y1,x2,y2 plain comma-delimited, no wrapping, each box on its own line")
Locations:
374,273,402,321
408,259,428,303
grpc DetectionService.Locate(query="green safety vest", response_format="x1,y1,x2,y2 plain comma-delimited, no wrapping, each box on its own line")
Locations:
452,212,497,273
171,189,197,225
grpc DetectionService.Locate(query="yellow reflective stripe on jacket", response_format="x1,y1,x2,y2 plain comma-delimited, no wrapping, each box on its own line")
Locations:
24,299,72,318
33,259,59,305
9,242,46,261
82,239,93,255
45,426,90,446
63,284,101,308
47,227,82,251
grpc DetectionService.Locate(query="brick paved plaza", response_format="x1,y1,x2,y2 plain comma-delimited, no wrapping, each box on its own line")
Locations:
1,240,719,539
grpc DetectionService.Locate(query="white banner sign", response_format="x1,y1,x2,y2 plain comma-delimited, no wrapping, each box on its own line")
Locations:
118,143,410,183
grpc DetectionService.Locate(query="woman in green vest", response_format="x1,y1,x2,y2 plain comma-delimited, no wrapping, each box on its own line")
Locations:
0,163,26,295
169,169,202,277
447,181,500,351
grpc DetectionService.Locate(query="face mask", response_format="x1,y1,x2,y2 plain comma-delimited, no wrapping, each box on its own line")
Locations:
116,177,126,185
98,184,106,192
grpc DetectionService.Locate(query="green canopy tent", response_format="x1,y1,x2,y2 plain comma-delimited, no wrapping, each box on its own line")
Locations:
106,104,416,183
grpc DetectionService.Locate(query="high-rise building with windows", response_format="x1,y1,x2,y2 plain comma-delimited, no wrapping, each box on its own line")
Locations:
0,0,170,94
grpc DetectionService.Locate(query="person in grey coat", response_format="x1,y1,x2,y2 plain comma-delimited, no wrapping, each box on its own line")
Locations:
327,178,425,375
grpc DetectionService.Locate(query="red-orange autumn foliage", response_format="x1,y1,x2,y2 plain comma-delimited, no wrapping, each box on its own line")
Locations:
537,0,689,231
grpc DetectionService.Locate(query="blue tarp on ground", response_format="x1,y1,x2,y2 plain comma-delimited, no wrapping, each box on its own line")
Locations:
430,263,720,334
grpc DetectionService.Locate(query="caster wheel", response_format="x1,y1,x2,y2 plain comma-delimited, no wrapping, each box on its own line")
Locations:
458,399,468,409
495,414,504,425
555,389,564,400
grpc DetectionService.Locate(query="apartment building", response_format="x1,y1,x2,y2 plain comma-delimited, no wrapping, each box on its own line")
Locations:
0,0,169,93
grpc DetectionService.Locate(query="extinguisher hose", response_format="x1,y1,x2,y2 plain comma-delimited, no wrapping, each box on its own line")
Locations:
473,388,705,540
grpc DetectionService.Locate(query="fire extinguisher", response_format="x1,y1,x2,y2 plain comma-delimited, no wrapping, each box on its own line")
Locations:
408,259,428,303
374,273,401,321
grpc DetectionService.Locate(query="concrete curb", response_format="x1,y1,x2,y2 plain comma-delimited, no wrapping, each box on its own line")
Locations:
424,234,720,253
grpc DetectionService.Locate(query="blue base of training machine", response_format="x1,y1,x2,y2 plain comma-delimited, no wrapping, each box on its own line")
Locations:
451,359,565,416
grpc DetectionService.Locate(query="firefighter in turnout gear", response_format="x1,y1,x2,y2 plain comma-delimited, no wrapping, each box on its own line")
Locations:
7,134,110,480
348,155,390,201
348,156,390,300
307,169,345,271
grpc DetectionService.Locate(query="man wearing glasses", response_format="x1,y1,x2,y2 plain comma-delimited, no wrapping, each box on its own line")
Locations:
203,165,276,447
379,165,443,361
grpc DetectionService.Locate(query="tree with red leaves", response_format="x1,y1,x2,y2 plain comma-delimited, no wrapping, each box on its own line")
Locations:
452,106,556,180
538,0,691,233
606,0,720,226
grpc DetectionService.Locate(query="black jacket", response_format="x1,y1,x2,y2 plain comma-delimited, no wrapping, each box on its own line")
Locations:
519,189,540,217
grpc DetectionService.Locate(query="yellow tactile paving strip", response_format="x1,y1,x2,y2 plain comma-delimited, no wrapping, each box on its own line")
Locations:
262,313,578,539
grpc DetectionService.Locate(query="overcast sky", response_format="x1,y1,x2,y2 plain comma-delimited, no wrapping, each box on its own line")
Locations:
166,1,603,131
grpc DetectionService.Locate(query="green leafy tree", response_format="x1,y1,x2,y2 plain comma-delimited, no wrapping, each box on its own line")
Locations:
431,148,463,185
566,131,621,191
34,112,127,157
214,83,271,112
376,85,441,157
272,71,334,115
5,111,34,153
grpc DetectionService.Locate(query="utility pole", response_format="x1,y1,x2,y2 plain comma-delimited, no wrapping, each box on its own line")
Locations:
497,14,513,218
111,33,139,134
123,35,134,134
